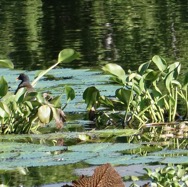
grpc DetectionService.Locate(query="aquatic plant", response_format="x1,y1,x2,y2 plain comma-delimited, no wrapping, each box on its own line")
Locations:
0,49,78,134
83,55,188,128
144,165,188,187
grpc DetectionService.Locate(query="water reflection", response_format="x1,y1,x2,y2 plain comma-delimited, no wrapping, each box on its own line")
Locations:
0,1,188,71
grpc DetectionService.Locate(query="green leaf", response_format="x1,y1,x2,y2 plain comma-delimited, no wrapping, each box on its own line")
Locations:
38,105,51,123
99,95,114,108
57,49,79,63
145,70,160,82
83,86,100,109
102,63,126,84
0,102,10,117
0,59,14,69
0,76,8,97
115,88,132,106
64,86,75,102
152,55,167,72
138,61,151,75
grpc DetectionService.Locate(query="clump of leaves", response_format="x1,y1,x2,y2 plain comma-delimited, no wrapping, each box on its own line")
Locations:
83,56,188,128
0,49,78,134
144,165,188,187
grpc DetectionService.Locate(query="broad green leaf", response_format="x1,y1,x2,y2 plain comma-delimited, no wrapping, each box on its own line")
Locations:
0,59,14,69
115,88,132,106
152,55,167,72
102,63,126,84
64,86,75,102
38,105,51,123
165,62,181,92
83,86,100,109
57,49,79,63
164,63,181,92
138,61,151,75
167,62,181,76
0,76,8,97
145,70,160,82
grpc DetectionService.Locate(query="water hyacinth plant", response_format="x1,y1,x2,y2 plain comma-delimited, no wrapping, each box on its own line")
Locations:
0,49,78,134
83,55,188,128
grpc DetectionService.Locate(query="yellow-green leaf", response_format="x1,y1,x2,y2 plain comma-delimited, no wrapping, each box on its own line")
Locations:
58,49,79,63
38,105,51,123
0,59,14,69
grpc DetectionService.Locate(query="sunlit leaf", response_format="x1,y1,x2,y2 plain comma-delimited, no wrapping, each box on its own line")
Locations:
0,76,8,97
38,105,51,123
102,63,126,84
138,61,151,75
0,102,10,115
78,134,90,141
152,55,167,72
0,107,6,118
58,49,79,63
167,62,181,76
0,59,14,69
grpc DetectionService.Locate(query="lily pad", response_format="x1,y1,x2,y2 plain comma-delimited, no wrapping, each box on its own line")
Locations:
161,156,188,164
69,143,141,153
150,149,188,156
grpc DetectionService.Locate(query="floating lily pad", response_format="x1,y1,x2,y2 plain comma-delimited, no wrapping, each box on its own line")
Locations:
161,156,188,164
68,143,141,153
150,149,188,156
85,155,163,166
0,142,67,152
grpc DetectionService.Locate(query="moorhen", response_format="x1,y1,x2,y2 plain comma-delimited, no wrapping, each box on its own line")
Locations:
14,73,34,94
14,73,66,128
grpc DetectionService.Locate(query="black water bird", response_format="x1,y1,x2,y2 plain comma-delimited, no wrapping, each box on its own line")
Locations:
14,73,34,94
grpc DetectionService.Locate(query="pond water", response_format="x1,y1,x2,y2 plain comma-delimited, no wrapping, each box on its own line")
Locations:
1,0,188,71
0,1,188,186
